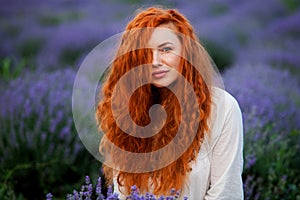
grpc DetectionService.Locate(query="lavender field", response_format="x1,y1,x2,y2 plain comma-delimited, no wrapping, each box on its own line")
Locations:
1,0,300,199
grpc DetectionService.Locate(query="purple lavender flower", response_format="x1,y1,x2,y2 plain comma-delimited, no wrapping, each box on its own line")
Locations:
85,183,93,199
106,193,119,200
85,176,91,185
96,177,105,200
245,154,257,169
243,175,255,200
107,185,113,197
157,196,165,200
66,194,73,200
46,193,53,200
74,190,80,199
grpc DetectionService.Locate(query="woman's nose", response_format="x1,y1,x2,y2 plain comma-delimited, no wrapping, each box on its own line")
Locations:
152,51,162,67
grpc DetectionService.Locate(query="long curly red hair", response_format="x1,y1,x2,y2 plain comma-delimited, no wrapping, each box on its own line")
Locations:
96,6,215,196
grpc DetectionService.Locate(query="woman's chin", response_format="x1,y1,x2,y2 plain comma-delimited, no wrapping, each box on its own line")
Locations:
152,78,178,89
152,82,170,88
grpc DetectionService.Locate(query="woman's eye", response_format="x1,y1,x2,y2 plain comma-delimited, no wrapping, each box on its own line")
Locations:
161,47,172,53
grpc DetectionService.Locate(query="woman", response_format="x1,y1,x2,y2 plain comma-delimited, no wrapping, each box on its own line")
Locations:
96,6,243,199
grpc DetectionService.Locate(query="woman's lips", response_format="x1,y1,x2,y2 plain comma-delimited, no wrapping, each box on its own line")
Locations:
152,69,169,79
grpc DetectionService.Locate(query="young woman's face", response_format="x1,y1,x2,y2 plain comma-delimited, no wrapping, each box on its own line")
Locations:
148,25,182,88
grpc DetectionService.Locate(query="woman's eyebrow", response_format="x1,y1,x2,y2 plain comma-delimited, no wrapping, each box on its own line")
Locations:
158,42,173,48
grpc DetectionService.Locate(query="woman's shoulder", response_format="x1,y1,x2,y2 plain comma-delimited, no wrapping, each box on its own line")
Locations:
210,86,241,114
205,87,242,145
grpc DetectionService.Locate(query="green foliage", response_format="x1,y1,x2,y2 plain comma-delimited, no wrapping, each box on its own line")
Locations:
38,15,62,26
202,40,234,72
38,11,84,26
59,47,83,66
0,22,21,38
0,112,100,199
0,183,25,200
210,3,229,15
59,43,95,66
281,0,300,12
0,57,26,82
17,38,45,61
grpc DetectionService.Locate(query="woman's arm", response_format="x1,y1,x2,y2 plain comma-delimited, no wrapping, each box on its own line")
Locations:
205,91,244,200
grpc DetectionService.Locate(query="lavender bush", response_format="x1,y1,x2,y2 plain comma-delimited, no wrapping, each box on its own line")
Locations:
242,129,300,200
0,68,100,199
46,176,186,200
236,9,300,74
0,0,134,70
177,0,292,71
223,63,300,199
223,63,300,133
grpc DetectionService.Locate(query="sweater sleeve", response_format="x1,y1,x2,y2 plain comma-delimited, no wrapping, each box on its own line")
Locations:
204,91,244,200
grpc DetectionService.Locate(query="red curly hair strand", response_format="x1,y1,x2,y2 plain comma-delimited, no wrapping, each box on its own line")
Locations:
96,6,214,196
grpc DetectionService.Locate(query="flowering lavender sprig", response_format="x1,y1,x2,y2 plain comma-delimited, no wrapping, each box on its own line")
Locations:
46,193,53,200
106,185,114,197
96,177,105,200
84,176,93,199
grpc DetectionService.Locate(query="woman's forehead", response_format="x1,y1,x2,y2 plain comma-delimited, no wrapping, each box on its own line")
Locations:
148,26,180,48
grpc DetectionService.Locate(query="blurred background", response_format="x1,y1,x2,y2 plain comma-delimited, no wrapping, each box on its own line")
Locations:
0,0,299,199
